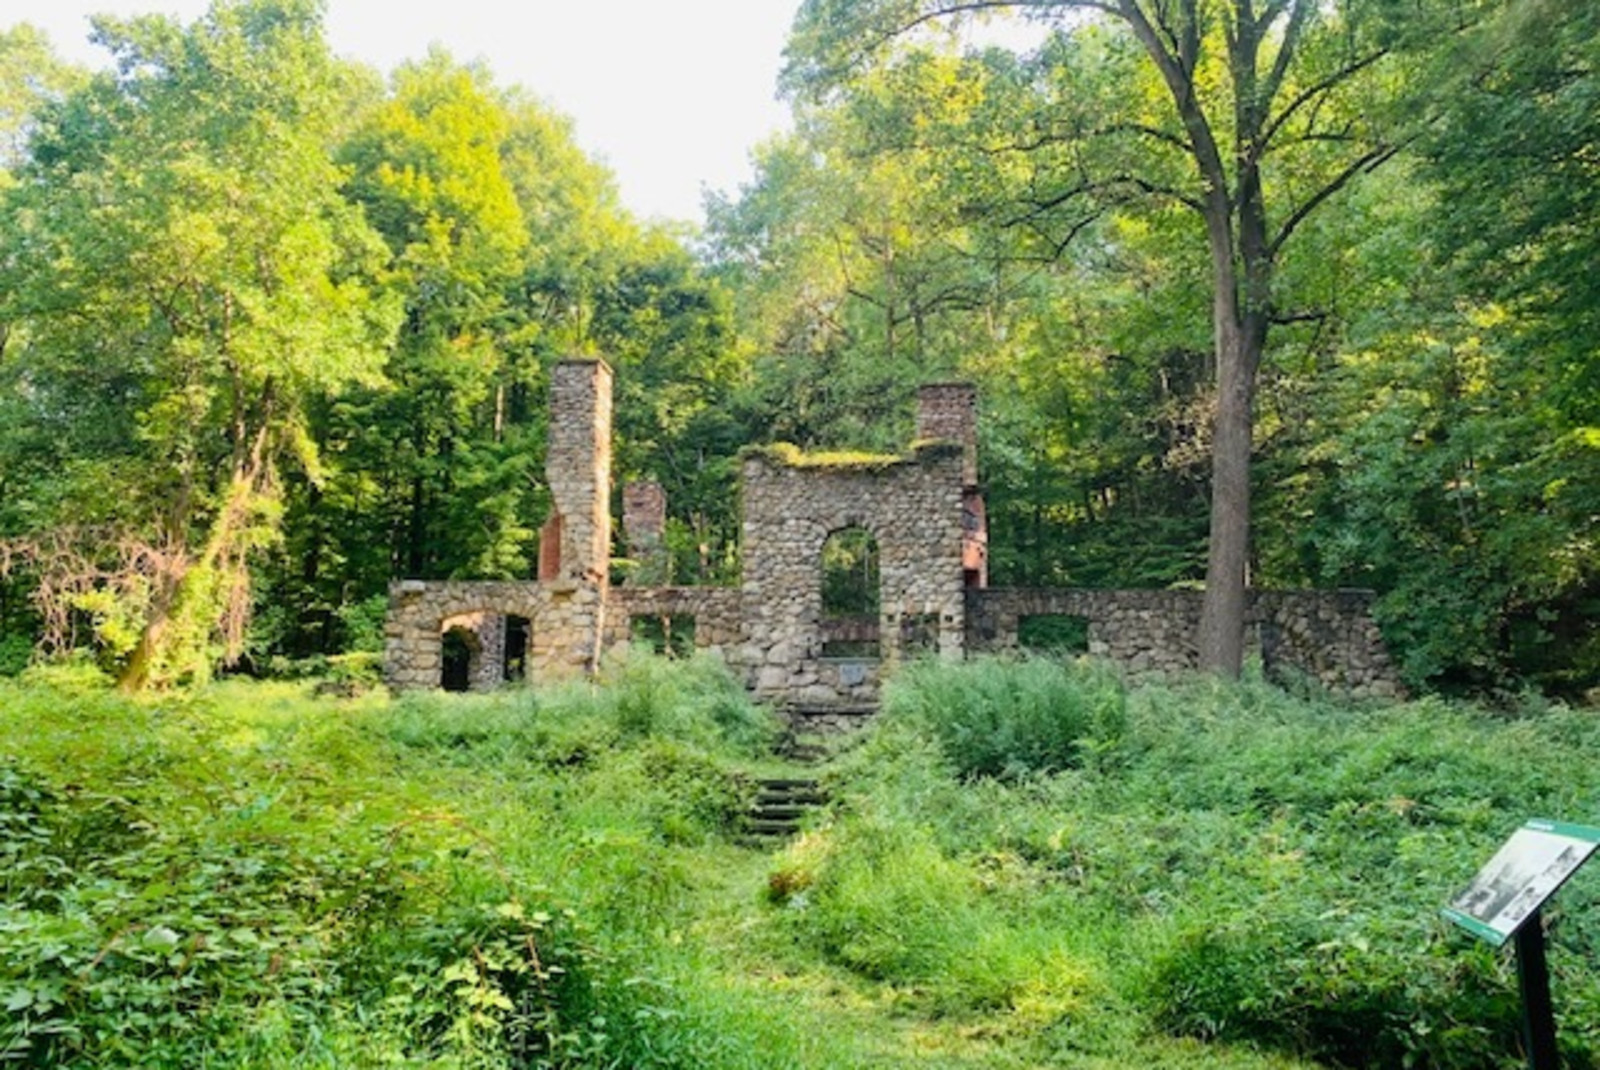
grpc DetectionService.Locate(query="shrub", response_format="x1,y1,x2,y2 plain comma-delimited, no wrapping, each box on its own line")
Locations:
881,655,1127,780
0,634,32,677
1138,911,1524,1069
598,650,777,757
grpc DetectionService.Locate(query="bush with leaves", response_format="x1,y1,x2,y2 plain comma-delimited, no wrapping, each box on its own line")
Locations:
880,655,1128,780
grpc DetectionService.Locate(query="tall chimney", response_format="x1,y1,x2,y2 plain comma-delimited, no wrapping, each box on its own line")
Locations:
543,359,613,584
916,382,978,487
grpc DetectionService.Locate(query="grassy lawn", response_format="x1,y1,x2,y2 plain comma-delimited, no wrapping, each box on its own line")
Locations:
3,654,1597,1067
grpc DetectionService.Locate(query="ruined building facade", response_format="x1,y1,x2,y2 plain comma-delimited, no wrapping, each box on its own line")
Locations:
385,359,1400,707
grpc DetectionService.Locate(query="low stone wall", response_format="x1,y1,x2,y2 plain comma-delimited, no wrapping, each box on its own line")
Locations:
967,588,1400,699
384,578,605,691
601,586,743,656
1254,590,1400,698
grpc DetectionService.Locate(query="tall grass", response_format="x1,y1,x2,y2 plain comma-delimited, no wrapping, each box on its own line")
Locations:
7,656,1599,1067
881,655,1127,779
789,662,1600,1068
0,657,817,1068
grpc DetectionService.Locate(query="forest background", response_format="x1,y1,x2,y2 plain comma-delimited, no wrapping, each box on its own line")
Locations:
0,0,1595,697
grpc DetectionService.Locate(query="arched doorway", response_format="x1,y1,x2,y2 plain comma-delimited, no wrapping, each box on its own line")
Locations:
440,626,480,692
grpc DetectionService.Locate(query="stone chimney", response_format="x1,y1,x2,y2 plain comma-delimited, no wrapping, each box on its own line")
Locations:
916,382,978,487
542,359,613,585
622,480,669,584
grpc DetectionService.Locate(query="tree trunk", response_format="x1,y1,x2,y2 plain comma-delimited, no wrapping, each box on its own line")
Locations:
118,417,273,692
1197,317,1258,677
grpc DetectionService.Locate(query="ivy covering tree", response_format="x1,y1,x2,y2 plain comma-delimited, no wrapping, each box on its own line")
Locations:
0,0,400,689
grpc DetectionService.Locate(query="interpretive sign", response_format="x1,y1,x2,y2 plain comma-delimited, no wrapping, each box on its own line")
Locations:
1446,818,1593,940
1443,819,1600,946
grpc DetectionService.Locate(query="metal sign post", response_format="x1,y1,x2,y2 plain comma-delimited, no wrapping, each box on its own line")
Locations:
1443,819,1600,1070
1514,909,1558,1070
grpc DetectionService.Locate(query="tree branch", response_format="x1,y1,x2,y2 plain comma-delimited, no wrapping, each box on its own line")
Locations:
864,0,1119,59
1260,48,1387,154
1259,0,1313,115
1271,141,1403,255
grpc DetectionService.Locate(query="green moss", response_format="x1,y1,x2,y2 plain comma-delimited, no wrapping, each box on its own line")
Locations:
743,442,910,471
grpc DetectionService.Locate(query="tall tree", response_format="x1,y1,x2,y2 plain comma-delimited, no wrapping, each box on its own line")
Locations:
1423,0,1599,423
0,0,398,688
0,24,85,185
786,0,1449,674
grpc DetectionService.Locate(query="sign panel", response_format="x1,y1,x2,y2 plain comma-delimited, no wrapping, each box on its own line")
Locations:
1443,819,1600,946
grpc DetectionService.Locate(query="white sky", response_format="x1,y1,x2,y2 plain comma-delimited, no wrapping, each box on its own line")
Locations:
9,0,802,225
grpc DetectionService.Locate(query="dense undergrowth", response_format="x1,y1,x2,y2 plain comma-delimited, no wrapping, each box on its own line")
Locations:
3,654,1599,1067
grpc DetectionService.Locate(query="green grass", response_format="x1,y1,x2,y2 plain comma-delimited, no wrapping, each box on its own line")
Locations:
3,654,1598,1067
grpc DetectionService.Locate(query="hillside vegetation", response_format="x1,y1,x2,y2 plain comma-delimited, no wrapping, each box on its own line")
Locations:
5,656,1599,1068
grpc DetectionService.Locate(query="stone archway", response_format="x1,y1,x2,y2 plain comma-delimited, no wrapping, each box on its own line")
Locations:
820,525,882,659
440,624,480,692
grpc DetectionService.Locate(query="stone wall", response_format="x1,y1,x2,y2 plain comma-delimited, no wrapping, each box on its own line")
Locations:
621,481,669,584
545,360,611,585
385,581,543,691
601,586,742,656
915,382,979,487
966,587,1399,698
386,365,1401,707
736,443,967,704
1254,590,1400,698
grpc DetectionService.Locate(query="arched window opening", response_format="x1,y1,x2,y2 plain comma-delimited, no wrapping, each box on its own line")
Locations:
1018,614,1090,655
821,527,880,659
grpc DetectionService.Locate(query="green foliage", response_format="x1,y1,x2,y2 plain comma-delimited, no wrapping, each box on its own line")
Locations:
0,633,31,676
820,527,880,619
0,0,401,688
881,656,1128,780
0,662,799,1068
769,813,1089,1016
335,593,391,654
384,653,776,768
811,671,1600,1067
1421,0,1600,422
14,664,1600,1066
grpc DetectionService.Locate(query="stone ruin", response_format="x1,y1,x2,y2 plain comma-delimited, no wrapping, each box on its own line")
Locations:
385,359,1401,716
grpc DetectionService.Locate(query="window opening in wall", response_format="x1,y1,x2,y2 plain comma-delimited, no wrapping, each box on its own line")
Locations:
504,615,531,681
441,626,480,691
1018,614,1090,655
631,614,696,658
821,527,881,659
900,612,940,657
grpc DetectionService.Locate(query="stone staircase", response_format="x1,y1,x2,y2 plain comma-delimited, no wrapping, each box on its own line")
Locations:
737,702,877,846
740,776,828,845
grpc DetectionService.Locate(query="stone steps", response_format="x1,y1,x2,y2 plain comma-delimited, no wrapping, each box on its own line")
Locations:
739,776,828,846
779,703,878,760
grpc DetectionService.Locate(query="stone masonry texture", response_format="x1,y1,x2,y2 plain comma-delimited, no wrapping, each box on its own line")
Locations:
385,365,1401,705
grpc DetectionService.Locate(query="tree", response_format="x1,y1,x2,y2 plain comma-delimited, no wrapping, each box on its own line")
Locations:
708,68,1009,454
0,0,398,688
786,0,1451,674
1422,0,1599,424
0,23,85,185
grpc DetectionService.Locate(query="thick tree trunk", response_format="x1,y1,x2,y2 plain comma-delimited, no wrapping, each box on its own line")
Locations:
1197,318,1258,677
